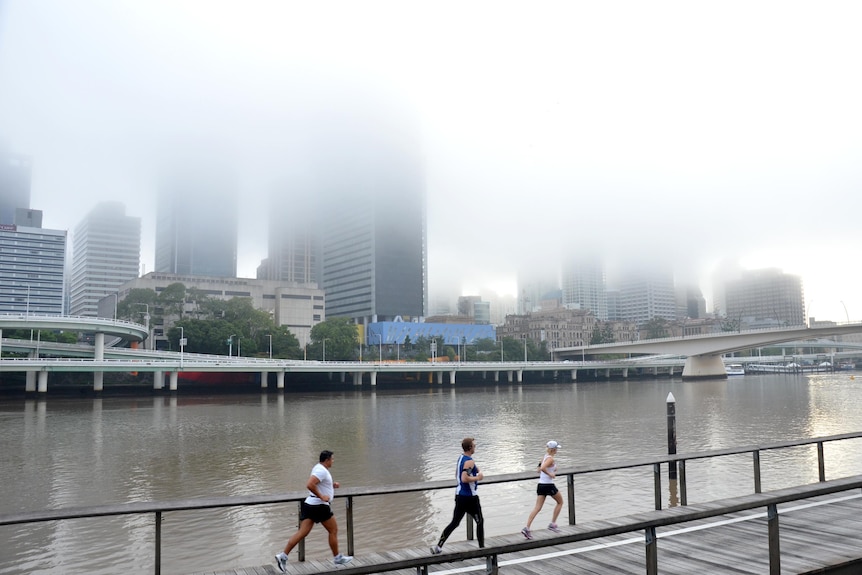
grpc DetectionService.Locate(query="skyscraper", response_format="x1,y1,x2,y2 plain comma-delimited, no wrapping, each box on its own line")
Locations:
69,202,141,317
155,166,238,278
725,268,805,327
0,150,31,225
619,266,677,324
0,216,66,315
562,256,608,320
257,193,316,284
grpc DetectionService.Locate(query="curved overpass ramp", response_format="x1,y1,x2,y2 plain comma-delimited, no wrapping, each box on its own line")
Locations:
0,314,148,343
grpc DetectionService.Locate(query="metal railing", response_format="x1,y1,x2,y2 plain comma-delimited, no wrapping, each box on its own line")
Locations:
3,431,862,574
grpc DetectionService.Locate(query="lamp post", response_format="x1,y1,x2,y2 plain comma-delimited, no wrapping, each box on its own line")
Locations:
523,337,528,364
134,304,150,350
266,334,272,359
179,326,185,368
373,333,382,363
498,339,504,362
228,334,236,357
322,338,329,362
841,301,850,323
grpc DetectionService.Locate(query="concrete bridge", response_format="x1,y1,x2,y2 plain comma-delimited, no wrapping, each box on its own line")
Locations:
555,323,862,379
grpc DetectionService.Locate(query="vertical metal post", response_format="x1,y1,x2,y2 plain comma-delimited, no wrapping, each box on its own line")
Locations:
653,463,662,511
154,511,161,575
346,495,355,557
817,441,825,482
767,503,781,575
666,392,677,480
298,501,305,561
645,526,658,575
679,459,688,506
567,473,576,525
467,514,474,540
753,450,762,494
486,553,499,575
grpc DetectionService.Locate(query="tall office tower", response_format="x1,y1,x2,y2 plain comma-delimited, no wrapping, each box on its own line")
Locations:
0,214,66,315
619,266,677,324
305,96,426,324
676,284,707,319
155,164,238,278
724,268,805,327
561,257,608,320
257,193,316,284
0,150,31,225
518,272,559,314
69,202,141,317
606,289,621,320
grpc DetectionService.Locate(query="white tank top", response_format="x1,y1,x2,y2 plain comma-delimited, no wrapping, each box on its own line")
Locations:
538,453,556,484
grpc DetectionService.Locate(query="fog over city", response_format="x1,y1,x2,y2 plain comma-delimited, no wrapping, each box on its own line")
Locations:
1,1,861,321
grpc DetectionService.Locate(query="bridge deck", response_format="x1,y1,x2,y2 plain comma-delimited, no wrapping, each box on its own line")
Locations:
190,491,862,575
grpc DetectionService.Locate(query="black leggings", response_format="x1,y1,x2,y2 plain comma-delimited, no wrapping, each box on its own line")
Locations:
437,494,484,548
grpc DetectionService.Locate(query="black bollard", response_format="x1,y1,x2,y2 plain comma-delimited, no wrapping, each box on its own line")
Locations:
667,392,677,480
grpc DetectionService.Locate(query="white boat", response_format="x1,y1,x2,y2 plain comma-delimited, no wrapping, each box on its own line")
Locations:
725,363,745,376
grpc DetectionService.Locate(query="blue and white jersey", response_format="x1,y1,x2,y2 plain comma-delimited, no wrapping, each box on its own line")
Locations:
455,454,479,496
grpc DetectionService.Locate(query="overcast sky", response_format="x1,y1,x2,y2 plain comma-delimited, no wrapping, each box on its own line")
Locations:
1,1,861,322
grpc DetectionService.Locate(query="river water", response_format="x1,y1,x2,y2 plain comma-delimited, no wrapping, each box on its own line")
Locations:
3,372,862,575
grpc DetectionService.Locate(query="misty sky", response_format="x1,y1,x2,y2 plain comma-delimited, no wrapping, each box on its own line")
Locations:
1,1,861,322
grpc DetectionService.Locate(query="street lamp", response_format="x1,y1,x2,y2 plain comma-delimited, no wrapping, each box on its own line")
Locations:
228,334,236,357
179,326,186,368
841,301,850,323
523,337,528,364
373,333,383,363
266,334,272,359
498,339,504,362
134,303,150,350
322,338,330,362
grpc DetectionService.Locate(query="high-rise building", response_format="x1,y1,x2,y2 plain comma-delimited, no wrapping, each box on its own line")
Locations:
0,150,31,225
0,217,66,315
69,202,141,317
619,267,676,324
155,165,237,278
257,193,316,284
562,257,608,320
725,268,805,327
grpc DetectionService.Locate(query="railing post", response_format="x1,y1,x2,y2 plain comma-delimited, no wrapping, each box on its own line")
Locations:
817,441,826,482
767,503,780,575
679,459,687,506
297,501,305,562
567,473,576,525
645,526,657,575
653,463,662,510
154,511,161,575
346,495,354,557
486,553,499,575
467,514,474,540
753,450,762,494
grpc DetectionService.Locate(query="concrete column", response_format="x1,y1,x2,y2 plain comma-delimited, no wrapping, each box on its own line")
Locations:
169,371,178,391
570,369,577,381
507,370,514,383
517,370,523,383
449,370,457,384
604,368,610,378
260,371,268,389
436,371,443,384
277,371,285,389
370,372,377,386
494,371,499,382
37,370,48,393
354,372,363,385
25,350,36,392
622,368,629,378
93,332,105,392
340,372,346,383
154,370,164,390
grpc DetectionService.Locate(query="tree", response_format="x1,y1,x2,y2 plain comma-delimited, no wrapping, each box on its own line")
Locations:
591,323,616,344
643,318,670,339
308,317,359,361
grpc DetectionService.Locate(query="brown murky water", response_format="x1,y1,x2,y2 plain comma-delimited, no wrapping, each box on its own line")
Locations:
3,373,862,574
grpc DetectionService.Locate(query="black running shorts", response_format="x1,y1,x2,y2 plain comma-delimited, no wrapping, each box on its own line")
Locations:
300,501,334,523
536,483,559,497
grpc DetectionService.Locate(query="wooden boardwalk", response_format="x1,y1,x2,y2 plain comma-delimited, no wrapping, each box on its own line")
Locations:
190,490,862,575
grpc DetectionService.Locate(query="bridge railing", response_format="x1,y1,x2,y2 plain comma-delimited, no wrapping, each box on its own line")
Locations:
3,431,862,574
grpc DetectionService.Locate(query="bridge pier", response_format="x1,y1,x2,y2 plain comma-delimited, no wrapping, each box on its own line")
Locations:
353,372,363,385
260,371,268,389
37,370,48,393
517,369,523,383
570,369,577,381
154,370,164,390
682,354,728,380
277,371,284,389
25,349,36,392
93,332,105,392
436,371,443,384
493,371,499,382
169,371,178,391
449,370,456,384
370,372,377,386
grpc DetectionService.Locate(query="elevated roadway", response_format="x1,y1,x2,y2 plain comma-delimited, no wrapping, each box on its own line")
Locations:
556,323,862,379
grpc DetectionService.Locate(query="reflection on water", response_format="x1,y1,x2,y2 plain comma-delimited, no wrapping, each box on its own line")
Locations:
3,373,862,574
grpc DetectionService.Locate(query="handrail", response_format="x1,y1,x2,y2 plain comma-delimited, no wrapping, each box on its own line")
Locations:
3,431,862,574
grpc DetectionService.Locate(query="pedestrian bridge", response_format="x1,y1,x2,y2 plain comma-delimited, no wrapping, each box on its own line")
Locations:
555,323,862,379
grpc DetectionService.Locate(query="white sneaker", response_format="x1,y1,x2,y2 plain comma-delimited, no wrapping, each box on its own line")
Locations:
274,553,288,573
430,544,442,554
334,553,353,565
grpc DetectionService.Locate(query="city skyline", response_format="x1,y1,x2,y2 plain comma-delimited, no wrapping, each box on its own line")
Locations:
1,1,860,323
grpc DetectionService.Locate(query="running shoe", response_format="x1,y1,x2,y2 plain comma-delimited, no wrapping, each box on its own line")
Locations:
430,545,442,555
274,553,288,573
333,553,353,565
548,522,562,533
521,527,533,539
